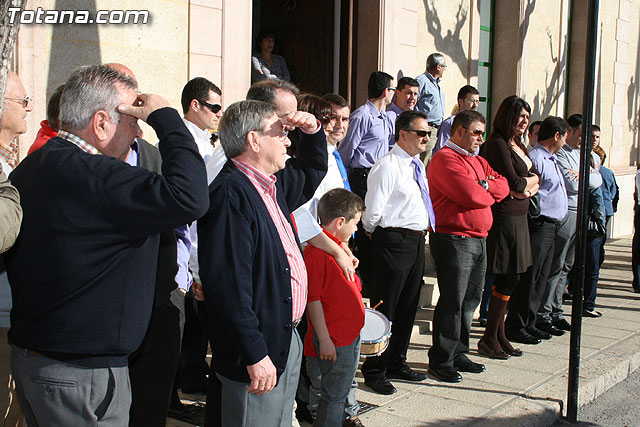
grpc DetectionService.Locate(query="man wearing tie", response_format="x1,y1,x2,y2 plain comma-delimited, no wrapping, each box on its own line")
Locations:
360,110,433,395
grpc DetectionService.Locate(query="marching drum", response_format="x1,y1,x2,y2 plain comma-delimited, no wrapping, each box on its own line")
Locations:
360,308,392,357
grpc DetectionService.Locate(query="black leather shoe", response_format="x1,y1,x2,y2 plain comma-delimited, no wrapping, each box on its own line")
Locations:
527,326,552,340
563,292,573,302
454,356,486,373
364,377,397,395
552,318,571,331
427,367,462,383
506,329,541,345
536,322,565,336
583,309,603,318
386,367,427,382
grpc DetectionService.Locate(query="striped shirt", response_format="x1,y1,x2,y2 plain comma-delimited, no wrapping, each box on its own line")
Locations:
232,159,307,321
0,140,18,168
57,131,101,155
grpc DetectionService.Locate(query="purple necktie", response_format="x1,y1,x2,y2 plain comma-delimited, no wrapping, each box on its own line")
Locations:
411,157,435,231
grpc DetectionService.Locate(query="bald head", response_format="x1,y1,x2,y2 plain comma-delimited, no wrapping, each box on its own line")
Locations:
105,63,137,83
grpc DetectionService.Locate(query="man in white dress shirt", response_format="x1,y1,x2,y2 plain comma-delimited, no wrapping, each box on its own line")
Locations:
360,110,433,395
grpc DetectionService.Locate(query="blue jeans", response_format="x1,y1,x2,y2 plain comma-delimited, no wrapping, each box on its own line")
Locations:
428,232,486,369
584,235,603,311
305,356,359,421
312,333,361,426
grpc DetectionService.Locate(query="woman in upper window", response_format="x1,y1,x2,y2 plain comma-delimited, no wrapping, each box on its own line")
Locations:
251,29,291,83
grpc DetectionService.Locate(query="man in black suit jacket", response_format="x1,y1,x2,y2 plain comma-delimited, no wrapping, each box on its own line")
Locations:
198,99,326,426
5,65,209,427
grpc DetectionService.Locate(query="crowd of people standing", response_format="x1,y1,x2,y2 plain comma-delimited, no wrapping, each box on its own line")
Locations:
0,45,624,427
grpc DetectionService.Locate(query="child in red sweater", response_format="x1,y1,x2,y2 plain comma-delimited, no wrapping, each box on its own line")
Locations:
304,188,366,427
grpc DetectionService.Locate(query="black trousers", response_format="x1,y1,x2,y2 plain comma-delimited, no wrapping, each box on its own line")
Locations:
129,289,185,427
361,227,425,379
349,168,373,293
505,218,556,333
176,297,210,391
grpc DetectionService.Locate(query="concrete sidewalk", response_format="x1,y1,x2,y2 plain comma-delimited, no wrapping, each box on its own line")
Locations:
168,237,638,426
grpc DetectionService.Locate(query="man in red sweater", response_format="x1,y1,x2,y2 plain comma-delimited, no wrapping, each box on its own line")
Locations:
426,110,509,383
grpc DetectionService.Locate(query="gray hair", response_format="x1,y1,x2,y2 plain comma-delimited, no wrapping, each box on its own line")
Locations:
246,79,299,104
219,100,276,158
426,53,445,71
59,64,138,132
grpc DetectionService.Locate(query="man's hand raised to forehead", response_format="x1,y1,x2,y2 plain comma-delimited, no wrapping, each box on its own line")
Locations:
117,94,171,122
281,111,319,133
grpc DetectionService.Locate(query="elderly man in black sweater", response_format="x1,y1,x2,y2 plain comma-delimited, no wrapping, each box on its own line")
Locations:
4,65,209,426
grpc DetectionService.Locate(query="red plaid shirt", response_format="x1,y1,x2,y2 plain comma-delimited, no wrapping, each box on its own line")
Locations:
232,159,308,321
0,140,18,168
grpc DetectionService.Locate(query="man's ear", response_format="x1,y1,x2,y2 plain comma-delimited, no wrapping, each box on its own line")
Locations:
190,99,200,113
247,130,260,153
92,110,110,141
335,216,346,229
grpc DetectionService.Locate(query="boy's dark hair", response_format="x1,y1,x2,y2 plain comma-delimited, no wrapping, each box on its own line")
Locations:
528,120,542,135
394,110,428,142
318,188,365,226
396,76,419,91
592,124,601,132
181,77,221,113
538,116,569,141
367,71,393,99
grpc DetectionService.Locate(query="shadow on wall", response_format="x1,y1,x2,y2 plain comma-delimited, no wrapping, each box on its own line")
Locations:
47,0,101,96
628,20,640,166
530,33,567,121
422,0,472,79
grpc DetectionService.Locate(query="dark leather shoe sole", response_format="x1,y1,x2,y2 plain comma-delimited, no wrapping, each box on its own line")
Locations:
454,360,486,373
506,330,541,345
536,322,565,336
526,327,552,340
552,319,571,331
386,369,427,382
364,377,397,395
478,341,509,360
427,367,462,383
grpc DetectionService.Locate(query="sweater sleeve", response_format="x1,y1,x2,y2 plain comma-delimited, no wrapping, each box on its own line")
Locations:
100,108,210,239
428,150,499,209
483,137,528,193
0,171,22,253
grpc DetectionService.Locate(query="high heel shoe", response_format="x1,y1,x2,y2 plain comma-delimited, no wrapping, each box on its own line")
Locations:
478,341,510,360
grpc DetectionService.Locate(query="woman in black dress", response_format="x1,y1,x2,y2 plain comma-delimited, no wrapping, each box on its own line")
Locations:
478,96,539,359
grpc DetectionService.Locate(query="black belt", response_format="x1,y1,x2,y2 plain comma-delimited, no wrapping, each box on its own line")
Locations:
351,167,371,174
384,227,427,237
533,215,560,225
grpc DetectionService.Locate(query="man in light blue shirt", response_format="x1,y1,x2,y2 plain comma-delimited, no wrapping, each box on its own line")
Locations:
416,53,446,127
506,117,569,343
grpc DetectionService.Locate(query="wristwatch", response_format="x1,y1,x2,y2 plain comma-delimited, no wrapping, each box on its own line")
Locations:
479,180,489,190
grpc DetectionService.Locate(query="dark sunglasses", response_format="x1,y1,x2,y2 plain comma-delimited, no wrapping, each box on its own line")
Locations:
197,99,222,114
465,128,484,136
405,129,432,137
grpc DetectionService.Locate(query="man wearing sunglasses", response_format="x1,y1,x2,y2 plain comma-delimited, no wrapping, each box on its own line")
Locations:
427,110,508,383
0,69,30,426
177,77,224,399
360,110,435,395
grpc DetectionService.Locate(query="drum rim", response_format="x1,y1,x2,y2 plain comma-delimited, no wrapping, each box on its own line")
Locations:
362,308,392,341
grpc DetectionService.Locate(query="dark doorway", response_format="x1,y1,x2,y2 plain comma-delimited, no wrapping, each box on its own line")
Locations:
252,0,340,96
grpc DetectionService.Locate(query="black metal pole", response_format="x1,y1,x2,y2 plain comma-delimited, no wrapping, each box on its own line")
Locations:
567,0,599,422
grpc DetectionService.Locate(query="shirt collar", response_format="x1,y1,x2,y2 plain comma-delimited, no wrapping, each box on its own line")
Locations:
534,144,555,159
425,71,440,85
392,143,416,162
57,130,101,155
0,141,17,165
322,228,342,245
182,118,212,143
387,102,403,115
365,100,385,117
445,139,478,157
232,158,277,194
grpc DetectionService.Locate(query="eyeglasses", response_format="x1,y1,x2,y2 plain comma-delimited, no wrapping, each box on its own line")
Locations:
387,87,397,92
465,128,485,136
197,99,222,114
6,95,30,108
405,129,431,137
